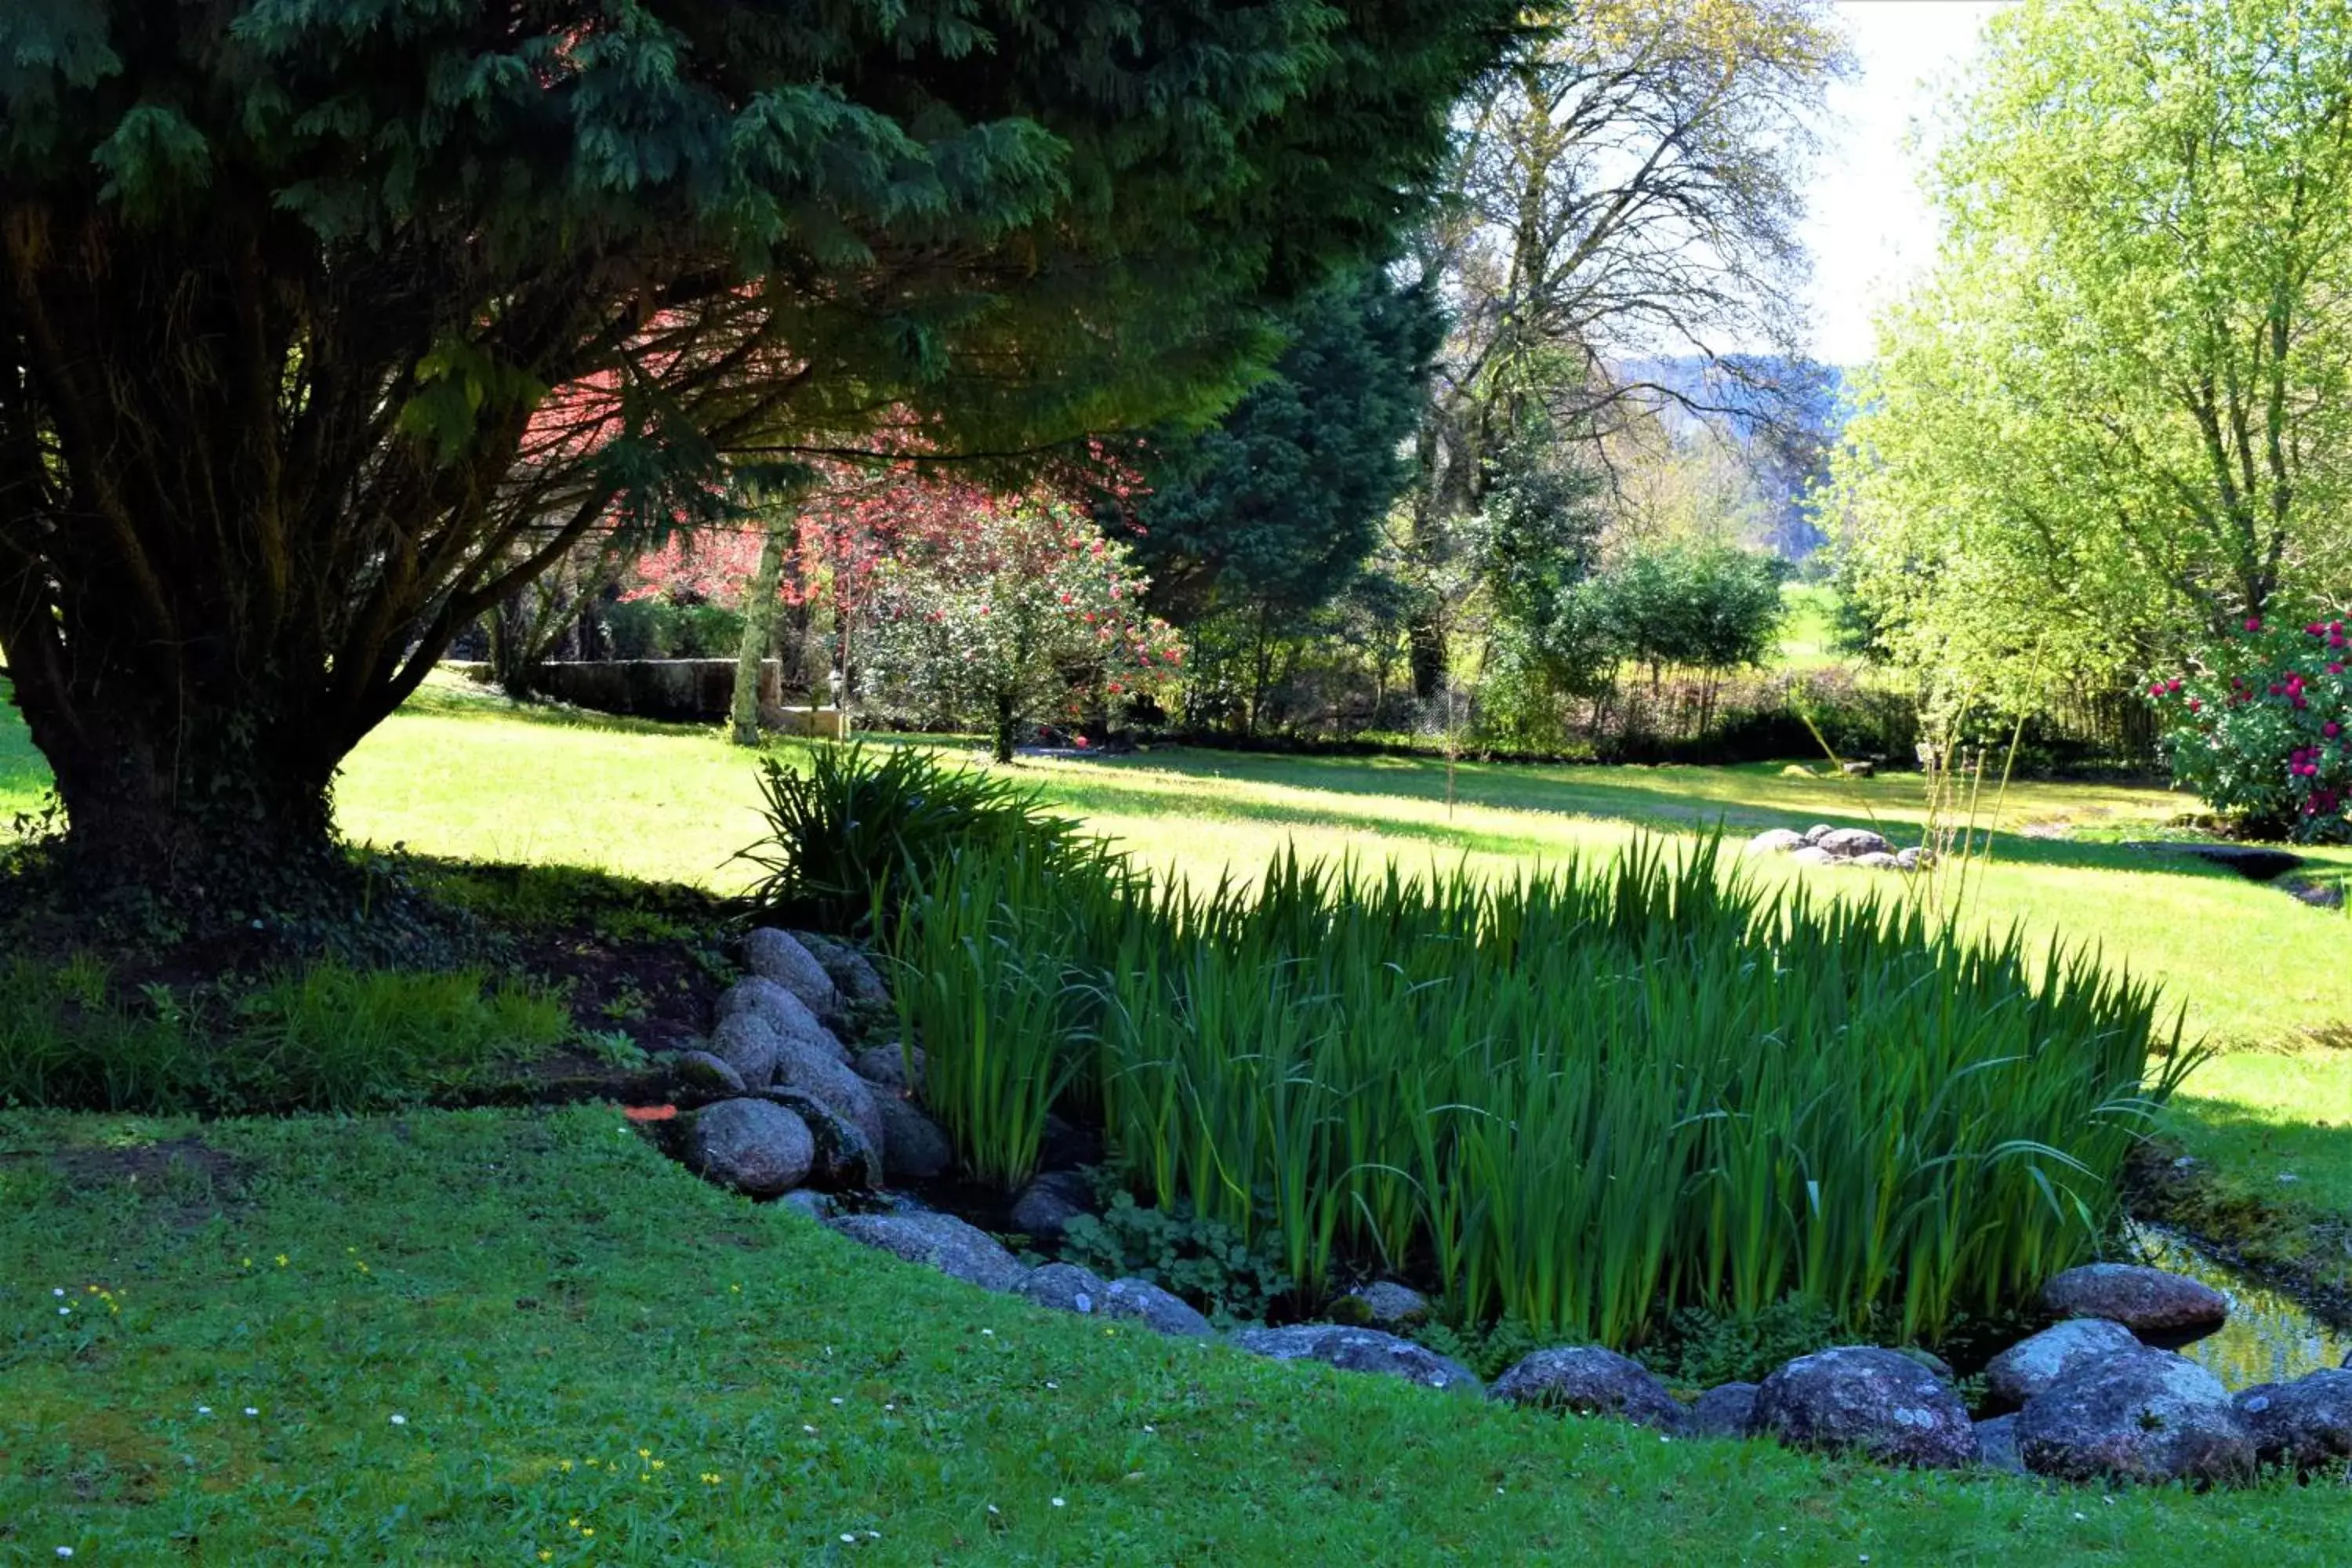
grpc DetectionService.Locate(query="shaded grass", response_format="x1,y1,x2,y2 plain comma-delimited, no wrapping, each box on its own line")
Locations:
5,1106,2350,1563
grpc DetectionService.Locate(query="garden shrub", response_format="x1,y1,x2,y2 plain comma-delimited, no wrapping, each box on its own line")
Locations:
2151,615,2352,840
1060,1189,1296,1327
737,742,1092,934
891,837,2190,1348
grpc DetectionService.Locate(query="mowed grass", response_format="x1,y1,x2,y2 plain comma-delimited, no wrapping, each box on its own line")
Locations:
8,675,2347,1195
8,1107,2352,1565
6,679,2352,1261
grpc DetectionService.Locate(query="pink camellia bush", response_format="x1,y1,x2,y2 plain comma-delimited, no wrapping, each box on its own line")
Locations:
2150,615,2352,840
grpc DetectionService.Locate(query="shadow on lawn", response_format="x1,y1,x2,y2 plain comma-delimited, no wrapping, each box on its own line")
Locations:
1040,746,2279,887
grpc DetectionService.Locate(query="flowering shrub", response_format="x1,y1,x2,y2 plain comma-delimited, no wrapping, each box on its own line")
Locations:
2151,615,2352,840
860,501,1183,760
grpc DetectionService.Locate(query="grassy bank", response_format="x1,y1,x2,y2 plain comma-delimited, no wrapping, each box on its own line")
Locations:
7,1107,2350,1563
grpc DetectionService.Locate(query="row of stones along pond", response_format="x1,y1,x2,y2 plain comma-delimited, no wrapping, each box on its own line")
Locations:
642,927,2352,1489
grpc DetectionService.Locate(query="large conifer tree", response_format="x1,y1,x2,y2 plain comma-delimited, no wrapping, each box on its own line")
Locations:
0,1,1510,898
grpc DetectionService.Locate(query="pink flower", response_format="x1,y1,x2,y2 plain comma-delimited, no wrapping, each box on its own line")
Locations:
2328,723,2345,738
2247,616,2265,632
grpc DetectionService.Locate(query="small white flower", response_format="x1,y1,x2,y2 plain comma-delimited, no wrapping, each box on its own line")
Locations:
389,1414,407,1426
197,1406,212,1415
803,1425,818,1435
884,1403,895,1411
1044,1381,1058,1390
980,1328,994,1337
243,1407,259,1417
53,1288,65,1298
1142,1425,1155,1433
57,1549,74,1559
1051,1497,1065,1508
58,1306,70,1316
840,1534,856,1544
987,1505,1000,1516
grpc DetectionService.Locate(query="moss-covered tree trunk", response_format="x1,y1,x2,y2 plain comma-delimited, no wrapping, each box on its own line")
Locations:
730,506,796,748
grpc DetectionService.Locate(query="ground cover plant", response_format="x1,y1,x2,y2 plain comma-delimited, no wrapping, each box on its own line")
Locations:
10,1106,2352,1564
890,823,2190,1346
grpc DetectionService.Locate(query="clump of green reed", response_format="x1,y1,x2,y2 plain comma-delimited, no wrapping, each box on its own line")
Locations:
890,836,2194,1347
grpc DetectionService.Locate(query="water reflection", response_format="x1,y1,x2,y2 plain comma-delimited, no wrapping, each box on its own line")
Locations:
2125,1221,2352,1388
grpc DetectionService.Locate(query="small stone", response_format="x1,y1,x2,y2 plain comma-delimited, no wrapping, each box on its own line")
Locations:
681,1099,814,1198
829,1211,1028,1294
1802,823,1837,845
1973,1414,2025,1474
773,1040,886,1163
1017,1261,1110,1316
2235,1369,2352,1473
2015,1347,2252,1486
1102,1278,1217,1337
1230,1324,1480,1394
1849,851,1904,870
1009,1169,1096,1242
1748,1347,1978,1468
744,927,840,1014
2039,1263,2228,1342
797,931,893,1004
875,1094,954,1182
1489,1347,1684,1432
760,1088,880,1192
1788,845,1836,867
1038,1113,1104,1171
779,1189,839,1222
1334,1280,1432,1330
706,1014,782,1088
1840,760,1876,779
670,1049,746,1101
1984,1319,2142,1408
1816,827,1894,858
850,1044,925,1092
1745,828,1807,855
1686,1382,1759,1439
1894,847,1925,871
716,976,849,1063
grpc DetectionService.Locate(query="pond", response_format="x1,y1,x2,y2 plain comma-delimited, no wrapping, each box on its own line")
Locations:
2126,1220,2352,1388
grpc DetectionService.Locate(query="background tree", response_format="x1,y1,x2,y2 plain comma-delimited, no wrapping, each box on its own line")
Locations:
1402,0,1849,695
1831,0,2352,717
861,504,1181,762
0,0,1512,902
1129,269,1443,731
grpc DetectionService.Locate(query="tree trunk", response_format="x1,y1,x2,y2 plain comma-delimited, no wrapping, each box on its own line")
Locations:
993,692,1017,764
730,504,796,747
11,665,343,908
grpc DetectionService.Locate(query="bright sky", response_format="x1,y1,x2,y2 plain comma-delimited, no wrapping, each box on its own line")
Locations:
1799,0,2016,365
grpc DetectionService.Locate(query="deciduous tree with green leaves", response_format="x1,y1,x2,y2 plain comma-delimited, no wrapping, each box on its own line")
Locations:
0,0,1512,907
1832,0,2352,717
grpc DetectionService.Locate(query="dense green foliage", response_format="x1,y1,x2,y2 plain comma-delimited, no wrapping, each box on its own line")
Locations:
1832,0,2352,717
1132,270,1443,728
894,835,2188,1345
0,960,566,1114
0,0,1512,888
737,742,1084,933
2152,618,2352,839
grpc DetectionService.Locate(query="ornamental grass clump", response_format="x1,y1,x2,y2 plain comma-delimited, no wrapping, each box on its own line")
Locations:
893,837,2190,1347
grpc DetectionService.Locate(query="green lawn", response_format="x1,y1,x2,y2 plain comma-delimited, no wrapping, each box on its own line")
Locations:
9,677,2352,1556
1775,581,1849,670
7,1106,2350,1564
11,674,2346,1199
